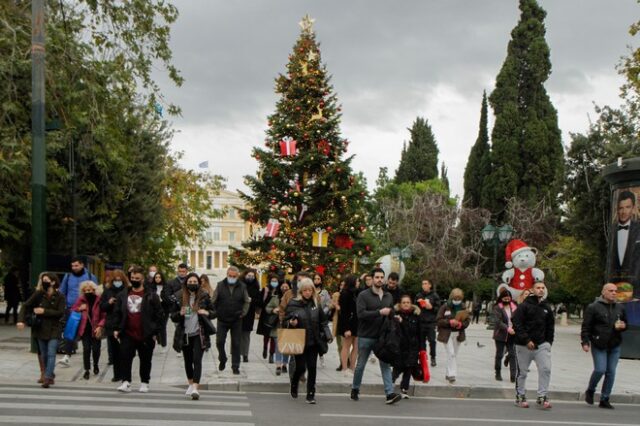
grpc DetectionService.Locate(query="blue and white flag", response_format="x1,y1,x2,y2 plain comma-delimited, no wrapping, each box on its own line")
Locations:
198,161,209,169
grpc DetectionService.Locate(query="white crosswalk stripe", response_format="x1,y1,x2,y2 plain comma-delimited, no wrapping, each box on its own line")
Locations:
0,384,255,425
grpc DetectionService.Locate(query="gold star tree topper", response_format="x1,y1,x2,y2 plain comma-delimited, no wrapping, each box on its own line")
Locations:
299,14,315,35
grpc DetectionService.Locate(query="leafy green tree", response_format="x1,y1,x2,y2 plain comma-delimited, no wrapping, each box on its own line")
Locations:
395,117,439,184
463,91,491,208
482,0,563,218
232,16,371,277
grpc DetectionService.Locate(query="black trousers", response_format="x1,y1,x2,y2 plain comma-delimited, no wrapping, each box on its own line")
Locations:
494,337,517,379
424,325,437,360
120,334,155,383
292,344,319,395
4,301,19,323
107,335,122,380
183,335,204,383
81,328,101,371
216,320,242,368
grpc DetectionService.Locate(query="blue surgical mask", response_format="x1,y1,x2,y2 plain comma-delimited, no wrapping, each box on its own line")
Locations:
452,300,462,306
113,280,123,288
270,281,278,288
227,277,237,285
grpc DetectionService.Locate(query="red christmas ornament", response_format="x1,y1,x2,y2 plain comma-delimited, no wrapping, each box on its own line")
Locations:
336,167,342,173
315,265,326,276
270,244,276,251
270,199,277,205
295,106,301,111
272,170,280,177
326,226,333,232
280,210,288,217
270,265,277,271
318,140,331,155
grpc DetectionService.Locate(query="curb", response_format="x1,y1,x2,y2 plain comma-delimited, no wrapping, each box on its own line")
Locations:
188,381,640,404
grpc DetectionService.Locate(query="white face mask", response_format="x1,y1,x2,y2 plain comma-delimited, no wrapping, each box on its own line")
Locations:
113,280,123,288
452,300,462,306
227,277,237,285
148,271,156,278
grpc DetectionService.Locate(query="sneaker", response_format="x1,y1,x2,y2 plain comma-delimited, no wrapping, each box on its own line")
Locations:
117,381,131,393
290,382,298,399
306,393,316,404
232,367,240,375
515,394,529,408
243,355,249,363
139,383,149,393
191,390,200,400
599,399,614,409
83,370,90,380
536,396,551,409
93,366,99,375
400,389,410,399
431,359,437,367
319,356,325,368
282,365,288,374
218,361,226,371
385,393,402,405
585,390,594,405
276,366,282,376
59,355,70,367
350,388,359,401
176,352,182,358
445,376,456,384
342,369,354,377
369,357,377,364
185,385,194,396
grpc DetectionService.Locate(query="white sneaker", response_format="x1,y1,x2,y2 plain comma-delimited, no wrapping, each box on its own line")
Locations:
185,385,194,396
319,356,325,368
369,357,377,364
139,383,149,393
343,369,354,377
191,390,200,400
176,352,183,358
58,355,70,367
117,381,131,393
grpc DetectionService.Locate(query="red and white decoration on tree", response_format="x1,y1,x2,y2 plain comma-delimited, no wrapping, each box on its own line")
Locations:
279,136,297,156
265,219,281,238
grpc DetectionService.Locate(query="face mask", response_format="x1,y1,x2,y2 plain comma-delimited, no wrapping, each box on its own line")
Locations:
187,284,199,293
42,282,51,291
452,300,462,306
270,281,278,288
227,277,237,285
246,275,255,282
314,283,321,288
85,293,96,302
113,280,123,288
131,280,143,289
148,271,156,279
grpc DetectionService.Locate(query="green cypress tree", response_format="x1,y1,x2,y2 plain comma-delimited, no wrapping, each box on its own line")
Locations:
395,117,439,183
463,91,491,208
483,0,563,216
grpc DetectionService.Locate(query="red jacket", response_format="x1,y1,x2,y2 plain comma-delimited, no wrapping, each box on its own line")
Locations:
72,294,106,338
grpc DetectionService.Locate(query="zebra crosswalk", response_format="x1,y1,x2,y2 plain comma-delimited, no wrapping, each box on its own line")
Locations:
0,384,255,425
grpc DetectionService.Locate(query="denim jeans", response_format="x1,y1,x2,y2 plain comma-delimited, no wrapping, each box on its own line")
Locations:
37,338,59,379
273,336,289,366
587,345,621,400
352,337,393,395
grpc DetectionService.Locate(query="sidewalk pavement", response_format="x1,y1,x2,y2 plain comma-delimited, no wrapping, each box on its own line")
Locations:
0,319,638,403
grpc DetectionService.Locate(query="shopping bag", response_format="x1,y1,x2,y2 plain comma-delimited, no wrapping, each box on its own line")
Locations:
63,311,82,341
277,328,306,355
419,349,430,383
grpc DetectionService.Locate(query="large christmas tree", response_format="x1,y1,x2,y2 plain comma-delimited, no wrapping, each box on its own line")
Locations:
232,15,371,278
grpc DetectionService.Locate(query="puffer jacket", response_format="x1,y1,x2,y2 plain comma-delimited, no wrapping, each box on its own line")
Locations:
581,297,627,350
18,290,65,340
512,295,555,347
394,304,425,368
285,297,331,351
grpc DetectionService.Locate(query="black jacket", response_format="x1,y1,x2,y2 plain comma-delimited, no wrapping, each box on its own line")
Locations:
256,287,276,336
512,295,555,347
414,290,441,327
212,279,250,323
285,298,330,350
242,279,261,332
581,298,627,350
171,289,215,351
394,304,425,368
100,284,127,336
383,285,402,305
337,288,359,336
161,276,184,313
356,287,394,339
114,287,163,342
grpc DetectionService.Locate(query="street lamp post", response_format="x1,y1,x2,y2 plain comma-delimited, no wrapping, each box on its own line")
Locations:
481,224,513,329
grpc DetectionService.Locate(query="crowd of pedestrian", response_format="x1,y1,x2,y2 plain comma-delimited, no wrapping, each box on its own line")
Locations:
7,258,630,410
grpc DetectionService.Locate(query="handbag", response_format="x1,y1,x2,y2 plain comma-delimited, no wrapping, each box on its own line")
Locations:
277,327,306,355
63,311,82,341
25,293,43,329
199,314,216,336
264,313,278,329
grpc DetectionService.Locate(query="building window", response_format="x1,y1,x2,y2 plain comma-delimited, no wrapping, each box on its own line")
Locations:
228,209,236,219
213,228,221,241
206,251,212,270
228,231,236,242
205,231,212,241
214,251,221,268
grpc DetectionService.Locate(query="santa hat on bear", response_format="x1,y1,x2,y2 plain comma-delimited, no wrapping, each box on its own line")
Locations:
504,239,530,269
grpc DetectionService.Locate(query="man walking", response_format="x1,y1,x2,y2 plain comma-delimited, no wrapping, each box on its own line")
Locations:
512,281,555,409
383,272,402,305
59,257,98,366
581,283,627,409
350,267,401,405
212,266,250,375
414,279,440,367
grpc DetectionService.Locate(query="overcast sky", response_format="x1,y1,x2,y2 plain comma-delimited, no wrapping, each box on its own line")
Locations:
155,0,638,200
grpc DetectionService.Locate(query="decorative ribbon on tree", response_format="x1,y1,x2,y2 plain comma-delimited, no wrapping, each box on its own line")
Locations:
265,219,281,238
279,136,297,156
312,228,329,247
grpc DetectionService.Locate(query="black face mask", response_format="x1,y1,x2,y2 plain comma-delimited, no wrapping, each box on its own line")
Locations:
42,282,51,291
130,280,143,289
187,284,199,293
85,293,96,303
72,269,84,277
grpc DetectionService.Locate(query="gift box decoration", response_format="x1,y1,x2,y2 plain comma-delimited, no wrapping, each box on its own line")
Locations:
265,219,281,238
279,136,297,156
312,228,329,248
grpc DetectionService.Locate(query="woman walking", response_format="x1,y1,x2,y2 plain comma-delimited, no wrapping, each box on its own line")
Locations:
171,272,214,400
493,288,518,382
338,274,359,375
17,272,65,388
72,281,106,379
285,278,332,404
436,288,470,384
101,270,129,382
256,276,278,363
151,271,169,348
393,294,425,397
268,280,291,375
